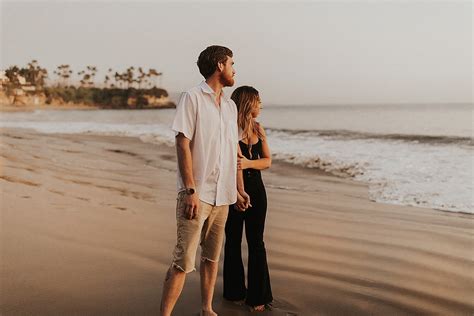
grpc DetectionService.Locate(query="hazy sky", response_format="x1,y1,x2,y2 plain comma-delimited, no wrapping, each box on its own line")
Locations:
1,0,472,105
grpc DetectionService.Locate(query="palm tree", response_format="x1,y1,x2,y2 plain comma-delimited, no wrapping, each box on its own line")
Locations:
137,67,147,89
86,66,97,87
104,75,110,88
125,66,135,89
78,66,98,87
106,68,114,88
4,66,21,101
148,68,162,88
114,72,120,88
54,64,73,87
21,60,47,90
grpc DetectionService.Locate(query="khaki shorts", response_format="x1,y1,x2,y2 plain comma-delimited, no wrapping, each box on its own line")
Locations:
171,191,229,273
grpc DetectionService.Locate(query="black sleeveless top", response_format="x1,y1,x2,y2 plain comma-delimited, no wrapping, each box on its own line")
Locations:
239,139,263,181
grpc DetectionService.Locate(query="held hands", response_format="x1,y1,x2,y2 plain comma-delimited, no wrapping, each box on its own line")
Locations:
235,191,251,212
184,192,200,220
237,152,251,170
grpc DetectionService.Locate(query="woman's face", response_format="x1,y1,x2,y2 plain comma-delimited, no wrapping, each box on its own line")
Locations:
251,98,262,118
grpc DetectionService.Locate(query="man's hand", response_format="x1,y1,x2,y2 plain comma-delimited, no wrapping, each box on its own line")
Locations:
237,152,251,170
235,191,251,212
183,193,200,220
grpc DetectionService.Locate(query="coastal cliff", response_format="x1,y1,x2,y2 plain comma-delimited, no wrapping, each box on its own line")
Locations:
0,87,176,111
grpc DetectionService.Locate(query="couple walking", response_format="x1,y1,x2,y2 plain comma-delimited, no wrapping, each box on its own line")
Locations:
160,45,273,315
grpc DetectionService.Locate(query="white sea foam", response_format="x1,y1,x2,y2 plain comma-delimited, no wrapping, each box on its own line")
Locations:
1,108,472,214
266,129,473,213
0,121,176,146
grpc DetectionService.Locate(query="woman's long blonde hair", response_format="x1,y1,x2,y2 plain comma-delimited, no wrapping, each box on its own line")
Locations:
231,86,264,148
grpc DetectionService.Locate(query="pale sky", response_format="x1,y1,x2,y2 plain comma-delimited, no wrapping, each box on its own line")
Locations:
1,0,472,105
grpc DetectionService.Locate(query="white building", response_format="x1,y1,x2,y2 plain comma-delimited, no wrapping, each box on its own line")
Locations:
0,71,8,89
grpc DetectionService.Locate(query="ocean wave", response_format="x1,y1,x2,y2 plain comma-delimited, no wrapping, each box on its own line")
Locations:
271,152,366,178
1,119,472,213
266,128,473,146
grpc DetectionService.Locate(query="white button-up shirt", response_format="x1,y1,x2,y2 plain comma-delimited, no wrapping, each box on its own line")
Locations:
171,81,239,206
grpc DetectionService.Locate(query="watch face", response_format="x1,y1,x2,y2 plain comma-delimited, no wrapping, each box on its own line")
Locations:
187,188,195,195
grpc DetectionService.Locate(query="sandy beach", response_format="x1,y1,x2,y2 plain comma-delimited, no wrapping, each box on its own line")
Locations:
1,128,472,315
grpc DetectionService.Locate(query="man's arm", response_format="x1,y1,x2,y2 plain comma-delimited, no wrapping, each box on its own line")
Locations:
176,133,200,219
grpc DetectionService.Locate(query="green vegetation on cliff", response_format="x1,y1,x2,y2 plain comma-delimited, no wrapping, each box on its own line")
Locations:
43,86,171,109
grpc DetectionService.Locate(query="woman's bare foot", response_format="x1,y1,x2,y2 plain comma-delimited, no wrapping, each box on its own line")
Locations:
251,305,265,312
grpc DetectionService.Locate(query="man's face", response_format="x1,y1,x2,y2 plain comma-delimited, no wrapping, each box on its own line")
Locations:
219,56,235,87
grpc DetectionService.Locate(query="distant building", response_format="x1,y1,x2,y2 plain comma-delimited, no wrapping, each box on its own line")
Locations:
18,75,26,85
0,72,35,93
0,71,8,90
23,86,36,92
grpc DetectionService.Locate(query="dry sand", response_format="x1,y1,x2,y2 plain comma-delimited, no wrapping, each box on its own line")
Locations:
1,128,472,315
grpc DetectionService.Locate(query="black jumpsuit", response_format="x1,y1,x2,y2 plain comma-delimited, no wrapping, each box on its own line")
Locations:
223,139,273,307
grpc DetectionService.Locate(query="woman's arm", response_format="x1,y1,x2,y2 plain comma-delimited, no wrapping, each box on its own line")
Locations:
238,124,272,170
236,144,251,210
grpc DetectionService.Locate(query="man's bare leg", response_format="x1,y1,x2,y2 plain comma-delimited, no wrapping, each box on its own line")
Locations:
160,266,186,316
200,259,219,316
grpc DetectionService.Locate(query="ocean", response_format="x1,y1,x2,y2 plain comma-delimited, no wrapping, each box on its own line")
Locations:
1,103,472,213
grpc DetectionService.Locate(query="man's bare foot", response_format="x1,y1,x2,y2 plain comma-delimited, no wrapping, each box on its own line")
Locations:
200,309,217,316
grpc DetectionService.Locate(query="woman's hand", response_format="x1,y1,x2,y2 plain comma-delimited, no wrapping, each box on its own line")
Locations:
235,191,251,211
237,152,252,170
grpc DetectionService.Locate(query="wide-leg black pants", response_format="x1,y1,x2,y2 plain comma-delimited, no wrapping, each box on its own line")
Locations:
223,179,273,307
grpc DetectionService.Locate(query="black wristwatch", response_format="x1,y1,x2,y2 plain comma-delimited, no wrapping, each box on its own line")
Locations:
184,188,195,195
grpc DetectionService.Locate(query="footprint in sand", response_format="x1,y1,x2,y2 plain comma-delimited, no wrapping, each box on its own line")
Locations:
62,149,82,154
219,298,299,315
99,202,129,212
49,189,65,196
3,134,30,140
268,299,300,316
107,149,138,157
0,175,40,187
160,154,175,161
75,196,90,202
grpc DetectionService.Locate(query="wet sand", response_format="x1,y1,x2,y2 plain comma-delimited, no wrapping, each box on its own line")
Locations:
1,128,472,315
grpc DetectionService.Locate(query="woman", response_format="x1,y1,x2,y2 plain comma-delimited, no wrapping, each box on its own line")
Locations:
223,86,273,312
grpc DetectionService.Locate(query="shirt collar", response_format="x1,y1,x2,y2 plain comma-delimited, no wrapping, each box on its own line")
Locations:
199,81,230,101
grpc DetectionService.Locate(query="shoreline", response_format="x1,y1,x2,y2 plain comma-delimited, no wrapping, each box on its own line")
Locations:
0,103,176,112
0,104,100,112
1,128,473,315
1,123,471,215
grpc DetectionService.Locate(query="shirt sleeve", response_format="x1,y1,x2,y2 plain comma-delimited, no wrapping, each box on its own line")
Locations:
171,92,196,140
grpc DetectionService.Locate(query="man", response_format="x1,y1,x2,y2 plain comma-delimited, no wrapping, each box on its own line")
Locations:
160,45,250,316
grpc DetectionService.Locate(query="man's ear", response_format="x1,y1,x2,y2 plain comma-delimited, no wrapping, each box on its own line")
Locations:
217,62,224,72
